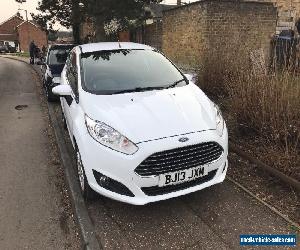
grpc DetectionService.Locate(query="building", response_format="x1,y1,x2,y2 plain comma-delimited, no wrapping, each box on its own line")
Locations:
144,3,175,24
0,13,47,52
0,14,23,48
249,0,300,33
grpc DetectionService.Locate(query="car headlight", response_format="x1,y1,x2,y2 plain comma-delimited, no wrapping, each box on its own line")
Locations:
85,115,138,155
214,104,224,136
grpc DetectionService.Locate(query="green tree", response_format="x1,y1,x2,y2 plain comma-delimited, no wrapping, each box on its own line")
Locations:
31,0,82,43
32,0,161,44
87,0,162,41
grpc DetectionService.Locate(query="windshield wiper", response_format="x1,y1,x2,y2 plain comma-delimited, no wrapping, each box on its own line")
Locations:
166,78,186,89
114,86,165,94
113,78,186,94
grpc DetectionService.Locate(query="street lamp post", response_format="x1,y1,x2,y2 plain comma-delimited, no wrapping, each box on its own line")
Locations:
18,8,28,21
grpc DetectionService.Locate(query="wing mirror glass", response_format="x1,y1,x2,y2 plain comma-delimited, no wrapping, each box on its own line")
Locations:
52,85,72,96
184,73,197,84
36,60,45,65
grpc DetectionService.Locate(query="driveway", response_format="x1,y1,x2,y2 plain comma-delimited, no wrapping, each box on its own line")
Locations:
0,57,80,249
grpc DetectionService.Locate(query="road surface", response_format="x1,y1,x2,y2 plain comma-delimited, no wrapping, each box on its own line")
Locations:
0,57,79,249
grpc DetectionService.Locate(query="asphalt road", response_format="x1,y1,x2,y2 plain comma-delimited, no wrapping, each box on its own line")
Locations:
1,56,296,250
0,57,79,249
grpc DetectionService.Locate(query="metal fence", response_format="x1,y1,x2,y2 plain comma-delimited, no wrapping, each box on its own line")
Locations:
271,35,300,70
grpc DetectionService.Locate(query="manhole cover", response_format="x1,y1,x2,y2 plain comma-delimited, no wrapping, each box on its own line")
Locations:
15,105,28,110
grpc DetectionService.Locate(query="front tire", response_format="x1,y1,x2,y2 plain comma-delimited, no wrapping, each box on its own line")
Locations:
76,149,97,201
61,112,67,130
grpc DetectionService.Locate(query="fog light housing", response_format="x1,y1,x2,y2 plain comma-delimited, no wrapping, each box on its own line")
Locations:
98,175,109,186
93,170,134,197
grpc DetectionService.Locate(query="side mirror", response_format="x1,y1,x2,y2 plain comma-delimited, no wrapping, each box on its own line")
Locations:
52,85,72,96
184,73,197,84
36,60,45,65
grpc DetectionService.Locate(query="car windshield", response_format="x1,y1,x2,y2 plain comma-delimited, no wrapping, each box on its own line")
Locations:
48,48,71,65
80,49,187,95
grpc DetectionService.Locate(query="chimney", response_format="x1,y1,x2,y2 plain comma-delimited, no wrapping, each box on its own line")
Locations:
177,0,181,6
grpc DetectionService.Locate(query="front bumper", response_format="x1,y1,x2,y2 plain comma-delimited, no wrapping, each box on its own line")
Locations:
79,128,228,205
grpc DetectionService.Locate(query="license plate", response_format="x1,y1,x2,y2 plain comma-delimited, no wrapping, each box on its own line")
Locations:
158,165,208,187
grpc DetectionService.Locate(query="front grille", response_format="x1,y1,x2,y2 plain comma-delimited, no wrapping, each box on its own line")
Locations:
142,170,217,196
135,141,223,176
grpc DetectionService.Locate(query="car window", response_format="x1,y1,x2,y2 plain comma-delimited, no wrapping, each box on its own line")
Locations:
66,51,78,96
47,49,71,65
80,49,187,95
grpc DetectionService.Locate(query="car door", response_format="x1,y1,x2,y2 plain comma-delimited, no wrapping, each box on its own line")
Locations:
63,49,79,138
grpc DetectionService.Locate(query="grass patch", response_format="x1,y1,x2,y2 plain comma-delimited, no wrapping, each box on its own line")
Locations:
10,52,30,58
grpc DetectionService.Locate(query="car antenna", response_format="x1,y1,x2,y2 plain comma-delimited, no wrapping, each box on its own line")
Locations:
118,40,121,48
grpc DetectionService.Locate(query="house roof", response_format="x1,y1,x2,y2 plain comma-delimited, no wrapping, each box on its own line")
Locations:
16,20,40,29
146,3,175,19
0,13,23,27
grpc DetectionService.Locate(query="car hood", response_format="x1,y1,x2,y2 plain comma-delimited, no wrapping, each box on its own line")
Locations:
81,84,217,143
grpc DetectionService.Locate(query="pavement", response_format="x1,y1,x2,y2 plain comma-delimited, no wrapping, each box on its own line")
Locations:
0,56,297,250
0,57,80,249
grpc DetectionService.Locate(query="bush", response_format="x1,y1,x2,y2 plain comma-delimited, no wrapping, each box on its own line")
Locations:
227,72,300,154
196,50,300,156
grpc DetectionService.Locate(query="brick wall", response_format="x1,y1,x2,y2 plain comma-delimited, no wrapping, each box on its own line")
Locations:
119,31,130,42
0,15,23,41
162,0,277,70
162,2,208,70
144,22,163,50
250,0,300,32
17,22,47,52
251,0,300,19
130,22,163,50
0,15,23,34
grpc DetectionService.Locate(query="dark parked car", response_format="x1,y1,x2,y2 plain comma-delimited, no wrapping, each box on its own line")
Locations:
0,44,17,53
0,44,8,53
41,44,75,102
7,45,16,53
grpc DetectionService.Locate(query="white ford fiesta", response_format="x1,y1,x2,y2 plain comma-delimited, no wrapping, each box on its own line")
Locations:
53,42,228,205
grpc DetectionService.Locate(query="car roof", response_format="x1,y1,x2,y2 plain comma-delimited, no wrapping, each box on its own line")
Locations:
79,42,153,54
49,44,76,50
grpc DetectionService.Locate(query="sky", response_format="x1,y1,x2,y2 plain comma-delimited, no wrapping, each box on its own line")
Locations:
0,0,198,25
0,0,40,24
